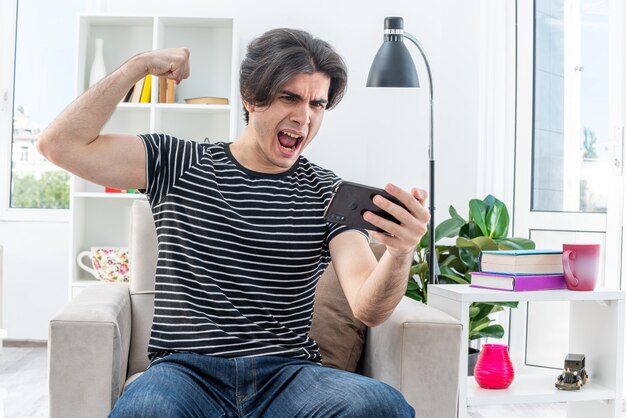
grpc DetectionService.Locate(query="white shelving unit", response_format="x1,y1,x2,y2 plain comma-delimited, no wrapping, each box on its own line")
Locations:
69,15,238,298
428,284,625,418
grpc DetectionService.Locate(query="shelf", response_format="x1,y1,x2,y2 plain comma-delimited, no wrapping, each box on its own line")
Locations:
154,103,231,113
467,371,615,406
71,14,236,300
73,192,146,199
71,278,101,287
117,103,151,110
429,284,624,303
428,284,625,418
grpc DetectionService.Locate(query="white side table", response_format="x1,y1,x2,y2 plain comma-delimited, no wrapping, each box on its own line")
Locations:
428,284,625,418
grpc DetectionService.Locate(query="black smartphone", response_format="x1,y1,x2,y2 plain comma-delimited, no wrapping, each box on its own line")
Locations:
324,181,406,232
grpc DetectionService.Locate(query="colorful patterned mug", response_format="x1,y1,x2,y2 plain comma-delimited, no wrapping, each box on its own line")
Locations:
76,247,130,282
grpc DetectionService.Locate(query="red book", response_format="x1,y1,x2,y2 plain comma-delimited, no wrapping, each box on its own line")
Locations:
469,271,567,291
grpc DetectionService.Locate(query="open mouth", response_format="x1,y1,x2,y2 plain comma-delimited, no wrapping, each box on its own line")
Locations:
277,130,304,152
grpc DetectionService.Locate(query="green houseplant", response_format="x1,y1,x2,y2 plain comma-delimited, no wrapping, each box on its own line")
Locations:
406,195,535,344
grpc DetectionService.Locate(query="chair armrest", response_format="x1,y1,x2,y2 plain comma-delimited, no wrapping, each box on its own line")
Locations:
48,283,131,418
361,296,461,418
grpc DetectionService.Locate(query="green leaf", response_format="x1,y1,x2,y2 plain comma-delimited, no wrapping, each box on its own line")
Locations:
483,194,499,212
438,270,469,284
491,301,519,309
440,254,458,267
435,218,465,241
406,279,419,291
495,237,536,250
405,288,424,303
459,222,483,239
449,256,467,274
470,324,505,340
486,200,509,238
449,205,465,222
472,303,497,323
457,247,479,270
469,306,480,319
469,199,488,236
415,262,429,274
470,236,499,251
456,237,478,250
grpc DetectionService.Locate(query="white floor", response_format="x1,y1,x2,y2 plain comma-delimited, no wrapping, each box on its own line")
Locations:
0,345,47,418
0,345,624,418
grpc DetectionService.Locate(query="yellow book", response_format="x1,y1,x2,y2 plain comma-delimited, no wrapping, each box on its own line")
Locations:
139,74,152,103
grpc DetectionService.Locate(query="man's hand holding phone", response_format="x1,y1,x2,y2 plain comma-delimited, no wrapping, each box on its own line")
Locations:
325,181,430,258
364,183,430,258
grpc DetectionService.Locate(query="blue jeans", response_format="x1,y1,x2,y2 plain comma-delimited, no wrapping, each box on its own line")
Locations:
109,352,415,417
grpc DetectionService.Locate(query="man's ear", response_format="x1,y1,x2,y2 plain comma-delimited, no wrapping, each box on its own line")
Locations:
243,100,255,113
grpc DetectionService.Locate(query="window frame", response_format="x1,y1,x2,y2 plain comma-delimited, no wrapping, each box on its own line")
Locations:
0,0,69,223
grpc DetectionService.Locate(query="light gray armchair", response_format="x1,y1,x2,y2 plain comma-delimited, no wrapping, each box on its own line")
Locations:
49,200,461,418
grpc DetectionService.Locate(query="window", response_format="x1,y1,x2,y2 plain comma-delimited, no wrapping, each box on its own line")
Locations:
19,145,28,161
532,0,609,213
6,0,84,210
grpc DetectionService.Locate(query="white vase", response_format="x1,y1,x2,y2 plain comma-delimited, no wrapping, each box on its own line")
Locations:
89,38,107,87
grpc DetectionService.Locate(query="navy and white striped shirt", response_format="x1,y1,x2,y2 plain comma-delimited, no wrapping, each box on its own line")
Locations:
139,134,365,363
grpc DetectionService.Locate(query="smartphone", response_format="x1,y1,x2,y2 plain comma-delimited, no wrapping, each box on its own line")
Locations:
324,181,406,232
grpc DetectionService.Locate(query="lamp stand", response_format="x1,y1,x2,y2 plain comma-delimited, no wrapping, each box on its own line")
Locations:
402,32,438,284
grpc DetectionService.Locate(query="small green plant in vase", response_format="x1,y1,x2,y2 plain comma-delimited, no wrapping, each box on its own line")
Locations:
406,195,535,372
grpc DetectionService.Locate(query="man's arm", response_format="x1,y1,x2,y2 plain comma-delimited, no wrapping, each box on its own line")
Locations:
36,48,190,190
330,184,429,327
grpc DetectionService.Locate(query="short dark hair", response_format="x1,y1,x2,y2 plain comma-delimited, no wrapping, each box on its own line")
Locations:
239,28,348,124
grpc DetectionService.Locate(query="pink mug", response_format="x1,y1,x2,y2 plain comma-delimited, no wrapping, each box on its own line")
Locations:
562,244,600,291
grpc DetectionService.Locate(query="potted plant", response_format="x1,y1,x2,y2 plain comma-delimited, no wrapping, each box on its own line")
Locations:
406,195,535,374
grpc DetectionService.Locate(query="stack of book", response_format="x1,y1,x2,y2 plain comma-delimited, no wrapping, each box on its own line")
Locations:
470,249,566,291
120,75,153,104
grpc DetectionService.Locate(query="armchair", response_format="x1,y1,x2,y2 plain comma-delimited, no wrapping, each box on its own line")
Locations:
49,200,461,418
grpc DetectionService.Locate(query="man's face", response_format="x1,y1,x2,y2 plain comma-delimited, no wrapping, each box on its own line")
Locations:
245,72,331,173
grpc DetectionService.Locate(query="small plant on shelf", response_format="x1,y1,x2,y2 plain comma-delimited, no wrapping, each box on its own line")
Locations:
406,195,535,343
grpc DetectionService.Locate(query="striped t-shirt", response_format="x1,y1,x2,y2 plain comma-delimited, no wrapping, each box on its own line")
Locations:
139,133,365,363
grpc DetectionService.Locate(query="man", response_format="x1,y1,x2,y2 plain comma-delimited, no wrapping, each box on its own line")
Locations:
38,28,428,417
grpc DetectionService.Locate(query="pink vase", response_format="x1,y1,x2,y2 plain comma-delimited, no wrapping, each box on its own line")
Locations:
474,344,514,389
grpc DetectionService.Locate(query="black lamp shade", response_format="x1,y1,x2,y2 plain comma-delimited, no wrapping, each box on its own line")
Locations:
367,30,419,87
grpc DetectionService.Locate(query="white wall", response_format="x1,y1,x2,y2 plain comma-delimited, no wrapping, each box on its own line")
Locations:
0,222,69,339
93,0,480,207
2,0,483,339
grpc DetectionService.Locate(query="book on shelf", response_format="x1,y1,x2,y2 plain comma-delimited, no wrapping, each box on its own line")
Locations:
122,85,134,103
469,271,567,291
139,74,152,103
166,79,176,103
105,187,140,194
480,249,563,274
183,96,229,105
158,77,167,103
130,77,145,103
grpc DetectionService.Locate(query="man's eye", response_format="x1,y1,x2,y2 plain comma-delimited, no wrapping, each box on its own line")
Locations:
282,96,296,102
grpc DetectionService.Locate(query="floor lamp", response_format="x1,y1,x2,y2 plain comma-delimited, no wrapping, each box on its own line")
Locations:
366,16,438,284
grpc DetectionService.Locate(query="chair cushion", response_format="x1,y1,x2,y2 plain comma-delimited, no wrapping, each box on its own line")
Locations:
309,243,386,372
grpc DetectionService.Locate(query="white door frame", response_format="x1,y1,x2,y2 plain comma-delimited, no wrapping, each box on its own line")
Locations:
0,0,18,217
514,0,623,287
513,0,626,390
